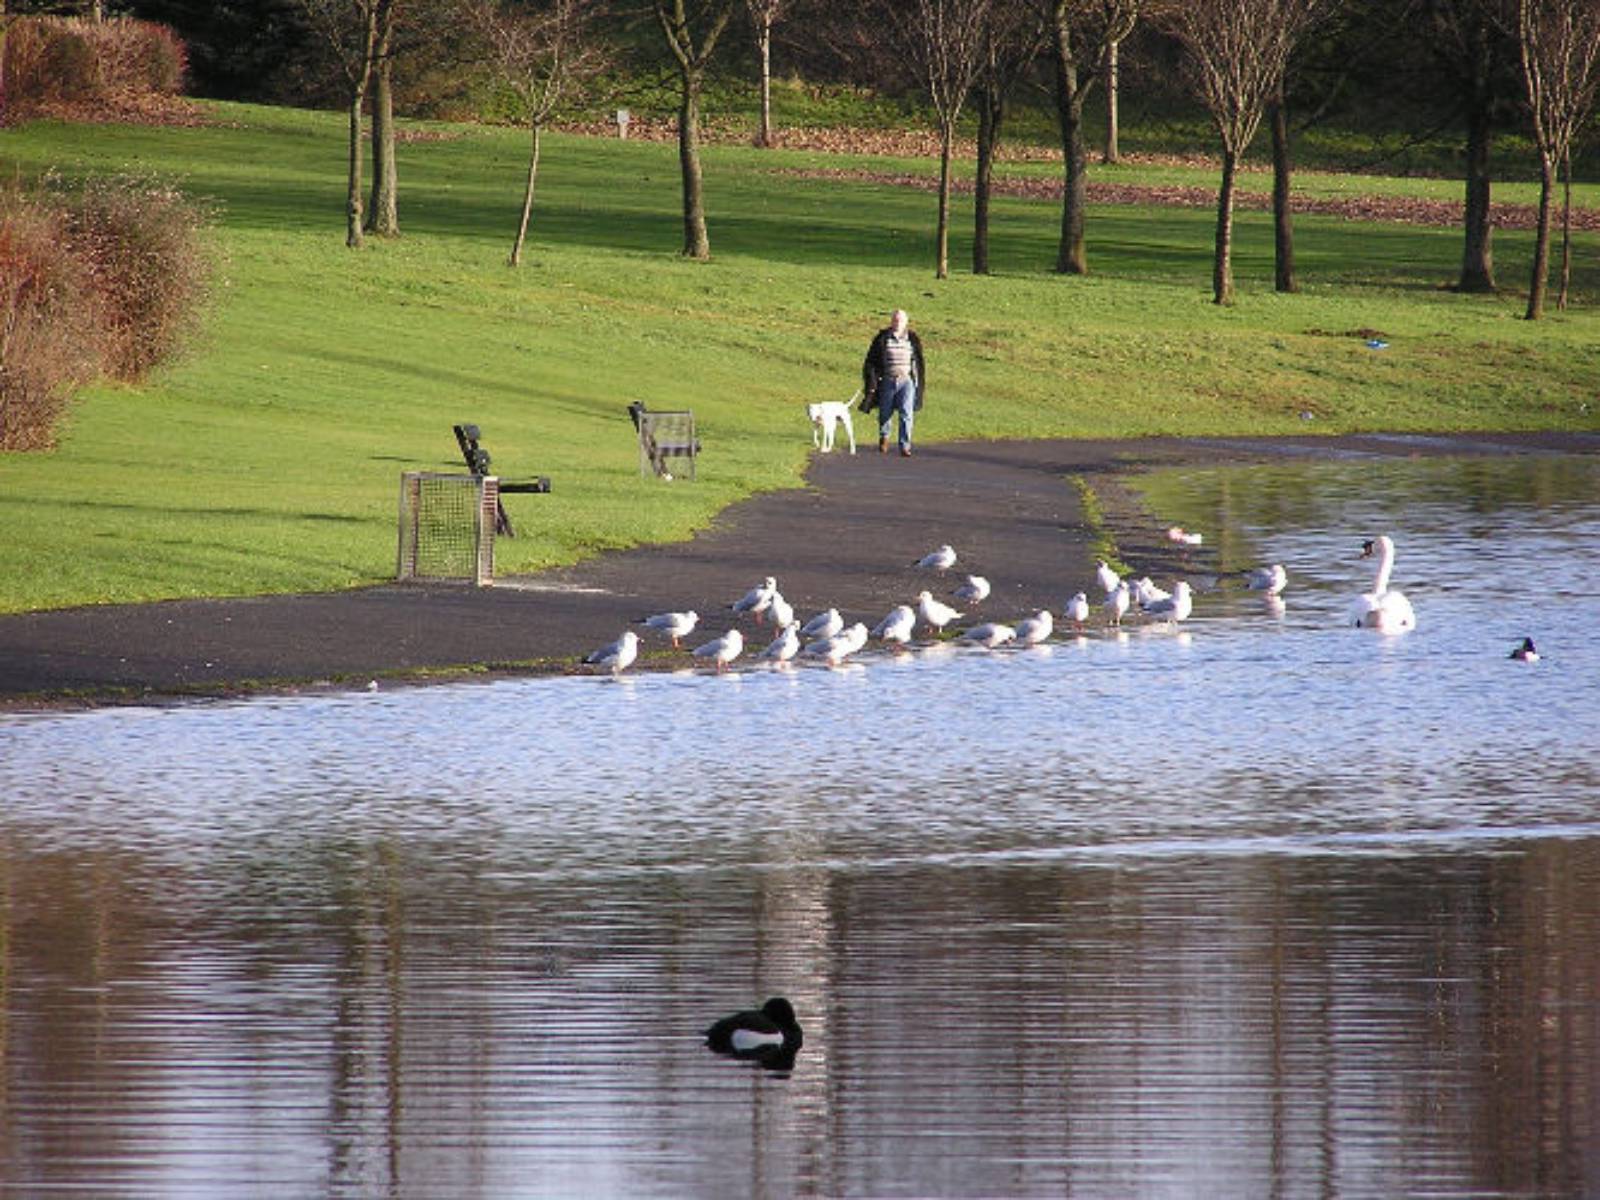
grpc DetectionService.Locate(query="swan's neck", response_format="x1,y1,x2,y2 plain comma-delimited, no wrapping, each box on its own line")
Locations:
1371,540,1395,594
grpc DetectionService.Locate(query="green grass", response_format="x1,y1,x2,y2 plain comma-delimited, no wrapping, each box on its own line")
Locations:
0,99,1596,613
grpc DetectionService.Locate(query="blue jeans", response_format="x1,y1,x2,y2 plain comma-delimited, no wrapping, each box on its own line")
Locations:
878,377,915,451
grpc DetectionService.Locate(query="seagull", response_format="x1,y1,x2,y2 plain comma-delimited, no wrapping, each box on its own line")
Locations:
1509,637,1539,662
584,630,639,675
804,622,868,667
952,574,990,604
767,591,794,630
800,607,844,641
914,544,958,571
1143,580,1193,624
959,621,1016,649
730,577,778,622
1131,577,1171,611
639,609,699,647
692,628,744,672
1095,559,1120,596
1167,525,1203,546
1014,610,1053,645
1103,582,1130,626
1245,564,1288,595
915,590,963,635
759,622,801,665
871,604,917,649
1064,591,1090,629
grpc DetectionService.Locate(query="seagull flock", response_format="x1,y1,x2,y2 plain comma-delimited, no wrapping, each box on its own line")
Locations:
582,529,1531,676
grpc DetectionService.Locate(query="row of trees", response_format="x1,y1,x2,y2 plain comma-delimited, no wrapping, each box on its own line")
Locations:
67,0,1600,318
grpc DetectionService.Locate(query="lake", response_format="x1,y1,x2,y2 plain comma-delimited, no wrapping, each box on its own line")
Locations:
1,452,1596,1198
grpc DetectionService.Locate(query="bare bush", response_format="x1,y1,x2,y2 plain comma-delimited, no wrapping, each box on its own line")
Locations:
0,178,214,451
3,15,187,119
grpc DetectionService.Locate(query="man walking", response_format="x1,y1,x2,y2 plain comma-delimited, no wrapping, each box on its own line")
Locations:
861,309,925,457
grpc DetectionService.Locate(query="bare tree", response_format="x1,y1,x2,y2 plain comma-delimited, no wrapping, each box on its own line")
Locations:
299,0,391,248
1096,0,1139,163
1515,0,1600,317
1164,0,1327,305
366,2,400,237
974,0,1046,273
654,0,737,259
745,0,788,146
879,0,994,279
467,0,610,266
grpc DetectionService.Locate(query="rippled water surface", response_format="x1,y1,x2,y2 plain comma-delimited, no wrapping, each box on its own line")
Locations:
2,455,1598,1197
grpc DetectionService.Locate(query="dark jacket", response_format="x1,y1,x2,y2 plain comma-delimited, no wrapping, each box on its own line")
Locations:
861,327,925,412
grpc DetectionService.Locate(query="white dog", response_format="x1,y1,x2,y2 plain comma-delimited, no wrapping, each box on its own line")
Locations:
807,394,857,454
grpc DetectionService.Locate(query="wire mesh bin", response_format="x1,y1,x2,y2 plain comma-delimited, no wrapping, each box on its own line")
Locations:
636,409,697,480
397,471,498,586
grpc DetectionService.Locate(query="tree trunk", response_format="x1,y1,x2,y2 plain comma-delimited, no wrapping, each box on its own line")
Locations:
1457,83,1496,292
510,122,542,268
366,50,399,237
1102,39,1119,164
0,0,10,127
1558,147,1572,310
678,66,710,259
1269,94,1296,294
936,122,954,279
1049,8,1088,275
1213,148,1238,305
756,18,773,147
346,82,370,249
973,84,1001,275
1525,151,1553,320
88,0,104,21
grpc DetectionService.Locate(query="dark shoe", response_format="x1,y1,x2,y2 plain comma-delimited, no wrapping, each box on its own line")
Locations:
878,438,888,454
900,447,912,457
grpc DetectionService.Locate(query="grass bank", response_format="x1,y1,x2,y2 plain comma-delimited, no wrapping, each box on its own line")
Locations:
0,100,1596,614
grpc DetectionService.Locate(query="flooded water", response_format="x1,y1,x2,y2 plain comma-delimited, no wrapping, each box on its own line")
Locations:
1,454,1597,1198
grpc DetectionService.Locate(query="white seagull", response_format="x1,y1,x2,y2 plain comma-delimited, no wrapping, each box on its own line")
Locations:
800,607,844,641
1166,525,1203,546
759,622,801,665
914,544,958,571
804,622,869,667
767,591,794,630
915,590,964,635
1064,591,1090,629
1103,582,1130,626
730,576,778,622
639,609,699,647
1132,577,1171,610
959,621,1016,649
1350,535,1416,635
1014,610,1054,645
692,627,745,672
1095,559,1120,596
871,604,917,649
952,574,991,604
584,630,639,675
1143,580,1193,624
1245,564,1288,595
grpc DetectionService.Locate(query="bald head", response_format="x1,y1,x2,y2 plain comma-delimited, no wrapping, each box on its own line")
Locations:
890,309,908,334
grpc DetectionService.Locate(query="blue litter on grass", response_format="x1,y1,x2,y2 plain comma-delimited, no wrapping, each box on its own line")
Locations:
1365,339,1389,350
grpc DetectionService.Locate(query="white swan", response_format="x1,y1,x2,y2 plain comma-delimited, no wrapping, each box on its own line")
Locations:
1350,535,1416,634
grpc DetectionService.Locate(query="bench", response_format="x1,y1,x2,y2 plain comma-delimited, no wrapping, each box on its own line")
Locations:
627,401,699,481
452,423,550,537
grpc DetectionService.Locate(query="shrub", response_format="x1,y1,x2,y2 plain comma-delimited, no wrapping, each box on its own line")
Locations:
2,16,187,119
0,191,101,450
0,177,214,451
65,176,215,381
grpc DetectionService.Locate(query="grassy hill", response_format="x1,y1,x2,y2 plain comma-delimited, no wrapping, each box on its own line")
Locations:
0,100,1596,613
